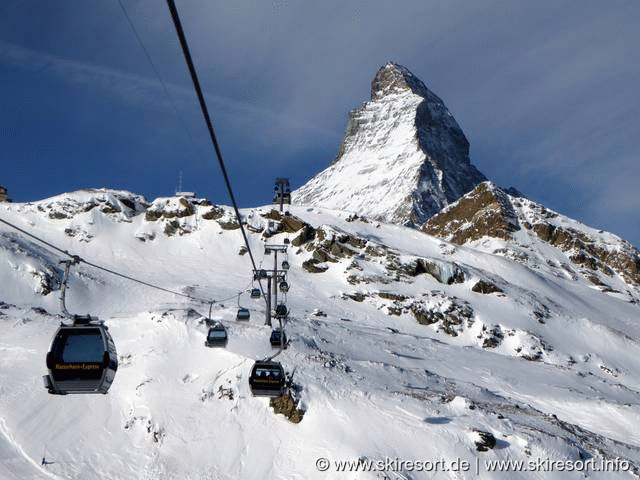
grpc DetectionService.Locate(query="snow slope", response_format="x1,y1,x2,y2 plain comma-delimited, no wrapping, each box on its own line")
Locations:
1,190,640,479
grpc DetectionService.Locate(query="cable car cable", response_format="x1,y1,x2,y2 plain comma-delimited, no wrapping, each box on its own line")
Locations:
115,0,199,159
0,215,246,307
165,0,267,304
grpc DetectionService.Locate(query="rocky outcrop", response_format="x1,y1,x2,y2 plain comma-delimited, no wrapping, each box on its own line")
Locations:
145,196,206,221
423,182,520,243
423,181,640,287
409,292,474,336
0,186,10,202
36,189,149,221
472,279,504,294
530,222,640,286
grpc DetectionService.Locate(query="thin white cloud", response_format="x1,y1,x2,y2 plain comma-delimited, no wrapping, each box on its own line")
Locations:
0,40,340,144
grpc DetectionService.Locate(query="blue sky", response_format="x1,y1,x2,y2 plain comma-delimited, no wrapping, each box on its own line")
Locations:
1,1,639,247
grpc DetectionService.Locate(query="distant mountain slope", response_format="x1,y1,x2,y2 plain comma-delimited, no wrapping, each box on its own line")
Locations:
1,189,640,478
293,63,486,224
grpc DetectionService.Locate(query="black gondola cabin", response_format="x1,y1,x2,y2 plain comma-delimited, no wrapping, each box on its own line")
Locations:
205,323,228,347
275,303,288,318
248,361,285,397
44,315,117,395
269,328,287,348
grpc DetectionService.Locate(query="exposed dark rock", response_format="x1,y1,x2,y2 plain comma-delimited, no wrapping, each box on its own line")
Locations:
472,279,503,294
292,225,316,246
146,197,195,221
378,292,407,301
423,182,520,243
531,222,640,286
217,220,240,230
246,223,264,233
119,198,135,210
217,385,234,400
202,206,225,220
100,204,121,214
302,259,328,273
410,293,474,336
145,210,163,221
270,393,304,423
364,245,385,257
164,220,192,236
312,248,336,264
262,209,282,221
48,211,69,220
343,292,366,302
389,258,464,284
474,430,496,452
481,325,504,348
0,186,10,202
345,213,369,223
280,216,307,233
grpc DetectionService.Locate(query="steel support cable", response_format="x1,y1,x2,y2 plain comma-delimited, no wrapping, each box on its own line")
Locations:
0,215,246,306
116,0,197,152
0,216,70,259
80,257,212,303
165,0,267,304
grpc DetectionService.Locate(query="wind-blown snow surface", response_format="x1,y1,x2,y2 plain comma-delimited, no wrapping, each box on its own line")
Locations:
1,190,640,479
293,90,429,223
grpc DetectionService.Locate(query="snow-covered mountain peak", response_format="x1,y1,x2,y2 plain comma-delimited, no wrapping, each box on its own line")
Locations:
293,63,486,225
370,62,440,101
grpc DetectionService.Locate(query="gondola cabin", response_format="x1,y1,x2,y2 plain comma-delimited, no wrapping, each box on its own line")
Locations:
236,308,250,321
279,281,289,293
275,303,288,318
248,361,285,397
43,315,117,395
269,328,287,348
250,288,261,299
281,260,290,271
205,323,228,347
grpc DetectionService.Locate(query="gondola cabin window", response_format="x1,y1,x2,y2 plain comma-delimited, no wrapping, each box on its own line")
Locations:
60,330,105,363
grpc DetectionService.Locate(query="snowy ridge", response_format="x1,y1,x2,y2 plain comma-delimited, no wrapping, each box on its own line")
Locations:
1,191,640,479
424,182,640,293
293,63,486,225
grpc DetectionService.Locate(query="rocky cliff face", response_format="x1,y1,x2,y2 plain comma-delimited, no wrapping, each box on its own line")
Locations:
0,186,9,202
293,62,486,225
424,182,640,289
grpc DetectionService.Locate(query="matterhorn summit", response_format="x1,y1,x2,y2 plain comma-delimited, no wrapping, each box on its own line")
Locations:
293,62,486,224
